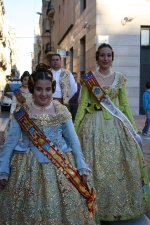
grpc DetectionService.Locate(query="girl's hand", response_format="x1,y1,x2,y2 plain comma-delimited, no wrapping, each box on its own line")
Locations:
0,179,8,189
81,174,88,185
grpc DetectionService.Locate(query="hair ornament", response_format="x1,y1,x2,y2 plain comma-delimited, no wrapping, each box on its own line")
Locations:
36,63,47,72
22,71,30,75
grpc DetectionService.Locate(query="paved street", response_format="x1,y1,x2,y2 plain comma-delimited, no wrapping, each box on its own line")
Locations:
109,115,150,225
134,115,150,181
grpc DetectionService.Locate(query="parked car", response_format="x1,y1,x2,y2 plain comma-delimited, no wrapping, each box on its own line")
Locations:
0,79,21,111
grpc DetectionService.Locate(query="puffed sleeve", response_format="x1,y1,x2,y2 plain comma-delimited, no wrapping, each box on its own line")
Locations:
0,118,21,180
118,84,138,132
74,83,90,132
62,118,91,173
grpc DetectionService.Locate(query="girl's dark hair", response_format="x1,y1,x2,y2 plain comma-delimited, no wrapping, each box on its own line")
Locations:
28,63,56,94
95,43,114,61
20,71,30,82
145,82,150,89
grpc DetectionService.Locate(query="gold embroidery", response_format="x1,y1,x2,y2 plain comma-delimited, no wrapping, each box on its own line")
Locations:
27,100,71,127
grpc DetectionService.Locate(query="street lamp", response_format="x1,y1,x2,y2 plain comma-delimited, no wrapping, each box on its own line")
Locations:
36,12,43,16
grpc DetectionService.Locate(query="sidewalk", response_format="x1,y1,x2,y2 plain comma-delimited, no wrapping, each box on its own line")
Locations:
133,115,150,180
108,116,150,225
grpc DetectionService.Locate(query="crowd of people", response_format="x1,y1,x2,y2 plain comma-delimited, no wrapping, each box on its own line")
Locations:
0,44,150,225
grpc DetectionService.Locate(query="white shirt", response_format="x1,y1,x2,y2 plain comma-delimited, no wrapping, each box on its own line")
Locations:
52,69,77,99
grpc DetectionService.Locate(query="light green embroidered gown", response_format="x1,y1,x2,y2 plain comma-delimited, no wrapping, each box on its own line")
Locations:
74,72,150,221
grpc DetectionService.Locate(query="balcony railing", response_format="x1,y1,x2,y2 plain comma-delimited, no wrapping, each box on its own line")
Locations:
46,0,55,18
45,42,55,55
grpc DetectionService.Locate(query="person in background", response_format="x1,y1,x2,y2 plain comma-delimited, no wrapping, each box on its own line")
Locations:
142,81,150,136
74,43,150,224
10,71,32,115
0,63,98,225
49,53,77,106
68,72,81,122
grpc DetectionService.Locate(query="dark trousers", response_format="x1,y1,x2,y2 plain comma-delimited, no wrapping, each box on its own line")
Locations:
68,103,78,123
142,110,150,134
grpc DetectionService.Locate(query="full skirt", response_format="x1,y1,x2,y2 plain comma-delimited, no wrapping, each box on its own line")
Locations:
77,111,150,221
0,150,98,225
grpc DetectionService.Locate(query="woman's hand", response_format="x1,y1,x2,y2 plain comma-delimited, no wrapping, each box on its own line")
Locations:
0,179,8,189
81,174,88,185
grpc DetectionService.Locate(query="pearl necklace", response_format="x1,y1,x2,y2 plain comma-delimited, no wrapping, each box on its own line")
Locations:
32,101,53,112
97,70,112,79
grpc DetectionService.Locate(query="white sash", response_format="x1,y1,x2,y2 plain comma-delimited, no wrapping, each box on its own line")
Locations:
100,97,143,152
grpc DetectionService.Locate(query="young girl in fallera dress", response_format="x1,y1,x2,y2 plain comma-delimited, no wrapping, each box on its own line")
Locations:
0,64,99,225
10,71,32,115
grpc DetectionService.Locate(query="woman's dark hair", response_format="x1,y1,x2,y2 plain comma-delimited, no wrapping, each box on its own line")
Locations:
145,82,150,89
20,71,30,82
28,63,56,94
95,43,114,61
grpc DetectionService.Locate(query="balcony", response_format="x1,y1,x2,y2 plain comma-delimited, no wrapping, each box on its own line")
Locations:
45,42,55,56
37,35,41,44
46,0,55,18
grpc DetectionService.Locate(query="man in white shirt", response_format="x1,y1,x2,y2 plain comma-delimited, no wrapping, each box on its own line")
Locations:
50,54,77,105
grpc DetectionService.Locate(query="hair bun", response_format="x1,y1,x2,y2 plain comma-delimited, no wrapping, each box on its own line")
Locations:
23,71,30,75
36,63,47,72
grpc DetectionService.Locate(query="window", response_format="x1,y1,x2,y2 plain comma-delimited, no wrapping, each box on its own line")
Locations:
70,47,73,72
43,19,50,33
80,36,85,75
80,0,86,14
141,29,149,46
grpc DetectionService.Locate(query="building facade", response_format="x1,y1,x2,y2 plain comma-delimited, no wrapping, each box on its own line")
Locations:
49,0,150,115
0,0,20,90
32,20,42,72
32,0,56,70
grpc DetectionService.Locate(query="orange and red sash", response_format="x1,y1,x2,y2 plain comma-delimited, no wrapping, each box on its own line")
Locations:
13,88,26,104
81,71,106,102
13,106,96,215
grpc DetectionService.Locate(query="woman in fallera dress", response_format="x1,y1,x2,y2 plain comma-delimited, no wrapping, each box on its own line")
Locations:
74,43,150,223
0,64,99,225
10,71,32,115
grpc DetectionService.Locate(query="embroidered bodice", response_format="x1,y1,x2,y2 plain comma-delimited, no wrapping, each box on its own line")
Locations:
74,72,137,132
26,100,72,150
10,91,32,114
28,100,71,127
0,100,90,180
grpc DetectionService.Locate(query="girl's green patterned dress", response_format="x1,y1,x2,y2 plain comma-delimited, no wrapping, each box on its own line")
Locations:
74,72,150,221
